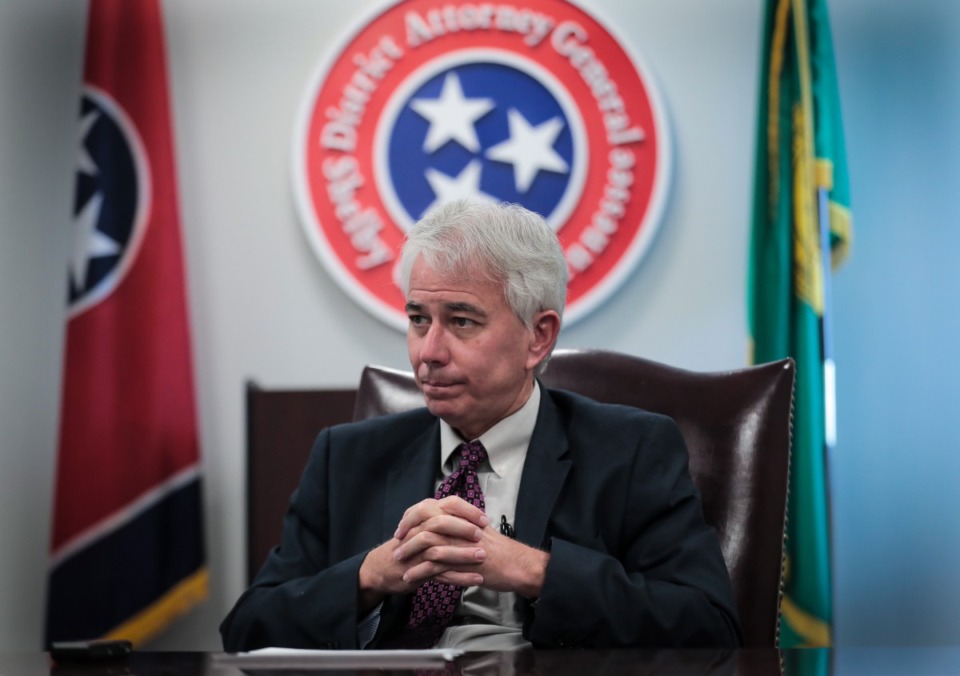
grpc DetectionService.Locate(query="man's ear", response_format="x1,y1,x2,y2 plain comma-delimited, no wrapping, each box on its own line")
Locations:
527,310,561,371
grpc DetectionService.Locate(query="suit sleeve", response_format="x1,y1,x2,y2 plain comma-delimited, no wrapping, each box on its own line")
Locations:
219,428,366,651
525,415,743,648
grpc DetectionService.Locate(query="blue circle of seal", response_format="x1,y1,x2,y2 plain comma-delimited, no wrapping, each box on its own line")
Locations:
387,61,574,221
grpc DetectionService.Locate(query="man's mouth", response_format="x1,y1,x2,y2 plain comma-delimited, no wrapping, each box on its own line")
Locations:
419,376,463,396
422,380,457,389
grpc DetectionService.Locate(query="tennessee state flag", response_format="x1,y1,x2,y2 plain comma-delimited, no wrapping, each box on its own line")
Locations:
46,0,207,645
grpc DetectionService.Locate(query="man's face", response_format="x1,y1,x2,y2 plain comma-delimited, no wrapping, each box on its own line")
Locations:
406,256,548,440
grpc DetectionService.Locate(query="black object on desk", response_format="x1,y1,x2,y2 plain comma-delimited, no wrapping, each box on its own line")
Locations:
50,640,132,663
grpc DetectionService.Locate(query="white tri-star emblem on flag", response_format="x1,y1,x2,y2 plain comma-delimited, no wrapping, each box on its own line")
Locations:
68,87,150,316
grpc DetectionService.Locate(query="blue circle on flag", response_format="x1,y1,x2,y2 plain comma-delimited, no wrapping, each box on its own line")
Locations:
69,92,141,306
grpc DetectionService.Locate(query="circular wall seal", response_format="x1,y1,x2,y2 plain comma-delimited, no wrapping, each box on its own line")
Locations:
293,0,671,331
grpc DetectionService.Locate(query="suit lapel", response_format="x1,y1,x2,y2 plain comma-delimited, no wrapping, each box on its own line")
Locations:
514,387,571,548
378,392,570,547
382,422,440,540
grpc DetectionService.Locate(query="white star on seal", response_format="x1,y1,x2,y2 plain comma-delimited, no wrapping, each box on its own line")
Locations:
410,72,494,153
485,109,569,193
422,159,498,214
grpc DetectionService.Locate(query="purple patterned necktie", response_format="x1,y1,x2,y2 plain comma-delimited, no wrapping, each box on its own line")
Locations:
404,440,487,647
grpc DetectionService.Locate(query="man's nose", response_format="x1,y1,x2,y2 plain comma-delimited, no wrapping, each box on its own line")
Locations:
418,323,449,365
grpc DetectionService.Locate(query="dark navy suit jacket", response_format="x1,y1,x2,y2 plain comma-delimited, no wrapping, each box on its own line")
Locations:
220,387,742,650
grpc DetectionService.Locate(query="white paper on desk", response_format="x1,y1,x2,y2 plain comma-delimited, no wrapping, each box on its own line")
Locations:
215,647,464,670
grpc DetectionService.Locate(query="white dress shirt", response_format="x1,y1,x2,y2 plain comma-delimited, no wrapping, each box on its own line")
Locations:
434,382,541,650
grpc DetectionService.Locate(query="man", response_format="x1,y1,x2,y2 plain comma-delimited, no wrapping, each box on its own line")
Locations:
220,199,742,651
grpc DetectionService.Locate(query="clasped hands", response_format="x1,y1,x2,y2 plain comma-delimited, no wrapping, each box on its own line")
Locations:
357,496,547,612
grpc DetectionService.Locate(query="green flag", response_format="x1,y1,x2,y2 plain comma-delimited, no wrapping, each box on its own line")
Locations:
748,0,852,648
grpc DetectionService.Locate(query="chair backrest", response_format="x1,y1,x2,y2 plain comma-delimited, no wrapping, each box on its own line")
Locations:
246,382,358,583
354,348,794,647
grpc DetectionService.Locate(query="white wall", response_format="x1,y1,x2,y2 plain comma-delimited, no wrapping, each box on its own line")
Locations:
0,0,85,652
828,0,960,646
0,0,957,650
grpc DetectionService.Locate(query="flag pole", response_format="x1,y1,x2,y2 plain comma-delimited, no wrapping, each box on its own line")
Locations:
816,179,836,451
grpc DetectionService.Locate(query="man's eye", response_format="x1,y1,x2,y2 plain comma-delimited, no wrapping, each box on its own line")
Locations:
408,315,426,326
453,317,475,328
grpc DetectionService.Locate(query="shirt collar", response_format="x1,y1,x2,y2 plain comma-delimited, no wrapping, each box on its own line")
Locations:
439,381,541,478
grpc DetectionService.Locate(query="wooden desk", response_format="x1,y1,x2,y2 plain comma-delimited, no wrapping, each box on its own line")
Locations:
5,647,960,675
